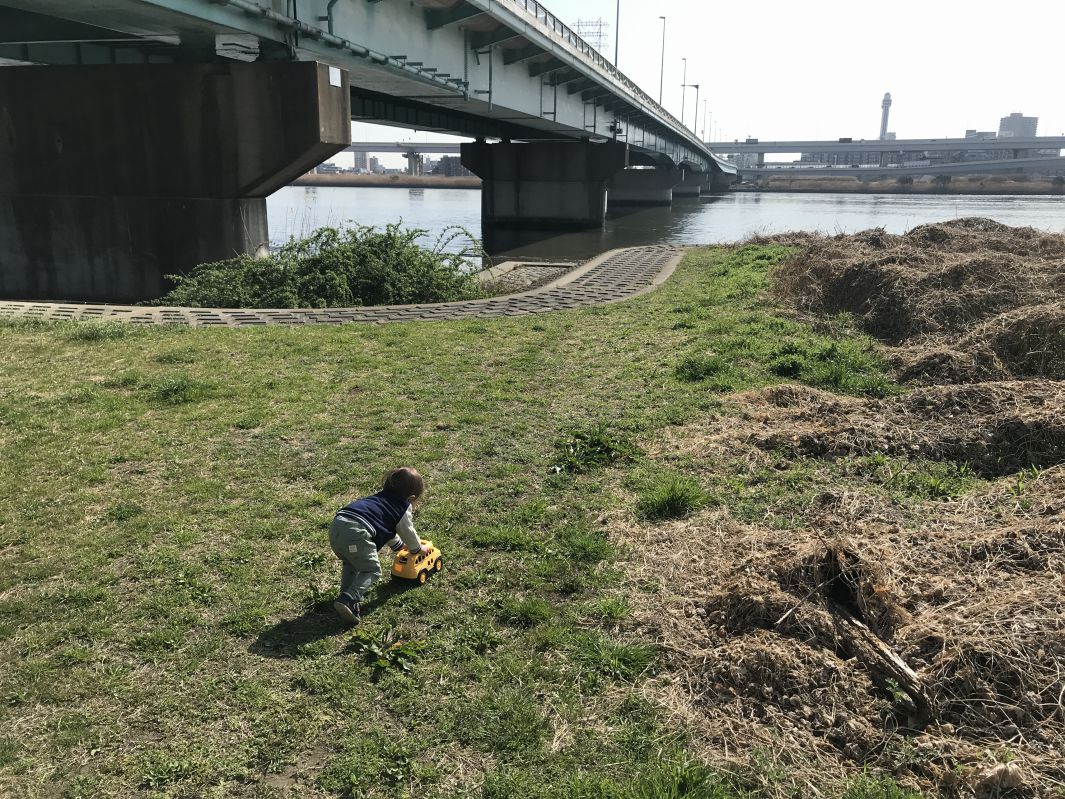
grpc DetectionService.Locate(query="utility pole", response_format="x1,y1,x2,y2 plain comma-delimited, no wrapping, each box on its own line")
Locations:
658,16,666,105
680,57,687,124
692,84,700,132
614,0,620,66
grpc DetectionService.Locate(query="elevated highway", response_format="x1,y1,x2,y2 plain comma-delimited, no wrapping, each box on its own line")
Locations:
0,0,736,302
346,142,464,155
709,136,1065,155
740,155,1065,179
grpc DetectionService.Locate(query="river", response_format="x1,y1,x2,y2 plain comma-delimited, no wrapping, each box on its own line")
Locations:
267,186,1065,263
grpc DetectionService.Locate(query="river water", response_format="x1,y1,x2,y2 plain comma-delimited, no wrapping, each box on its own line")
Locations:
267,186,1065,263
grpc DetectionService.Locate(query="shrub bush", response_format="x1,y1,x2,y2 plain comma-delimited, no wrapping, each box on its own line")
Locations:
154,224,484,308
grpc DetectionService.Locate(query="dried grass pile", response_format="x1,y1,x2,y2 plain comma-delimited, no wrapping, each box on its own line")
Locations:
615,221,1065,797
748,381,1065,477
768,218,1065,383
617,420,1064,795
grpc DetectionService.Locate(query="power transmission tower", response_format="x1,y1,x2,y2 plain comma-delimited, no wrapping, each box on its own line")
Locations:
572,18,610,54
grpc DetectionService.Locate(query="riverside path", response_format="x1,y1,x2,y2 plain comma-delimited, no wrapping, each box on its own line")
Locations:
0,246,683,327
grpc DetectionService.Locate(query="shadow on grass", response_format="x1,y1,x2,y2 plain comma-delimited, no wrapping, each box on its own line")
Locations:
358,578,420,615
250,580,420,659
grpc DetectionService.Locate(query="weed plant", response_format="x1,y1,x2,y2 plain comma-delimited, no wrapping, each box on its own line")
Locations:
636,472,707,520
552,422,637,473
154,223,485,308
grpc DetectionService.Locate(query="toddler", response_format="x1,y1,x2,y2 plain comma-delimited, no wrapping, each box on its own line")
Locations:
329,467,424,624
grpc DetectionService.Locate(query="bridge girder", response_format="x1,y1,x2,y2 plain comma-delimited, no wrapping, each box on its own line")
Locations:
502,44,546,65
424,3,485,31
468,26,526,50
0,0,735,175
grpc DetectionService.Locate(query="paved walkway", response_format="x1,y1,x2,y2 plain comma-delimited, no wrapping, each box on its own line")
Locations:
0,246,684,327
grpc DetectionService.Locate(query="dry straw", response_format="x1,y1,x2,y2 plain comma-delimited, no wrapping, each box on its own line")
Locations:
617,220,1065,796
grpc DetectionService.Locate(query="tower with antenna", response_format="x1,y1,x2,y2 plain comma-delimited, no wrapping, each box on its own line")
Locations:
880,92,892,140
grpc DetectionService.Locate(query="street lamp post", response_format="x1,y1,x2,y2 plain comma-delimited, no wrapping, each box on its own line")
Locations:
702,99,708,141
682,83,699,131
680,58,688,125
614,0,620,67
658,16,666,105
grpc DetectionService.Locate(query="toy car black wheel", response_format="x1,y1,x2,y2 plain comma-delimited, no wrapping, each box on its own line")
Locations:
434,558,443,573
418,570,427,585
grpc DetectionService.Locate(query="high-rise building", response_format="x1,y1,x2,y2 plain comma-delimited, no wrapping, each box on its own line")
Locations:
999,113,1038,138
880,92,892,140
351,151,369,172
432,155,474,177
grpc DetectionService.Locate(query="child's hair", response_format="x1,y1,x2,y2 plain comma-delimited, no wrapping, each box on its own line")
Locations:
383,467,425,499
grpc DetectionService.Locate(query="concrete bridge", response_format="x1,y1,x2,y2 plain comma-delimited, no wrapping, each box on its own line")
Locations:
0,0,737,303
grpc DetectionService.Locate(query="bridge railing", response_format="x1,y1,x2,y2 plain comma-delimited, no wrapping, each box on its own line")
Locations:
505,0,702,154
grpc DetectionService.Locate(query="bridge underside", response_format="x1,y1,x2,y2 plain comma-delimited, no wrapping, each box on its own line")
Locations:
0,0,737,302
0,1,732,171
0,61,351,302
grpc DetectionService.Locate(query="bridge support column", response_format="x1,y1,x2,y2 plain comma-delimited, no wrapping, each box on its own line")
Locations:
0,61,350,302
706,168,739,192
607,167,682,206
673,170,706,197
461,141,628,229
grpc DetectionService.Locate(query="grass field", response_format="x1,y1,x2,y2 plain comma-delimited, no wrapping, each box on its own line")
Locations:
0,246,915,798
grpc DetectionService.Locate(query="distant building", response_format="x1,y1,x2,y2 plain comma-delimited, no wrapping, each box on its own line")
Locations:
369,156,382,174
952,130,1007,163
432,155,474,177
351,151,369,172
997,113,1042,159
999,112,1038,139
730,152,761,170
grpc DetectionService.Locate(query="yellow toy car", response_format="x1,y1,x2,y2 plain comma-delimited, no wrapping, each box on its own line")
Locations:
391,540,443,584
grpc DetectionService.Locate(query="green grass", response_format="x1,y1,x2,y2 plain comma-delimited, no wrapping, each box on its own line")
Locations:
668,245,895,398
0,245,921,798
635,471,708,521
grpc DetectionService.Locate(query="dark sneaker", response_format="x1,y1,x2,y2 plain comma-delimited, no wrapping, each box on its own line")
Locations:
333,593,360,625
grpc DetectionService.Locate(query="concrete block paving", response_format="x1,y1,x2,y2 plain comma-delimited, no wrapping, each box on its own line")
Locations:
0,246,685,327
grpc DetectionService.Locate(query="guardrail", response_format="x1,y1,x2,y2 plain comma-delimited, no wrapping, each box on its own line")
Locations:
505,0,704,154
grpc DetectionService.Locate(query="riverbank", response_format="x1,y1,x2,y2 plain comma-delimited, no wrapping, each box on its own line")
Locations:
736,174,1065,195
293,172,481,189
2,222,1062,796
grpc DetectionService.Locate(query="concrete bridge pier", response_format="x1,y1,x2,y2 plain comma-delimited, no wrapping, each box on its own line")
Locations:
461,141,628,229
673,170,707,197
0,62,350,303
607,167,683,207
708,170,739,192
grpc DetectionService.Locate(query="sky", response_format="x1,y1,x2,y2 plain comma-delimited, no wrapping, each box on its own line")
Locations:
344,0,1065,167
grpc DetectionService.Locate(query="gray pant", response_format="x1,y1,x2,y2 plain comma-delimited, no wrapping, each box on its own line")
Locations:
328,515,381,603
